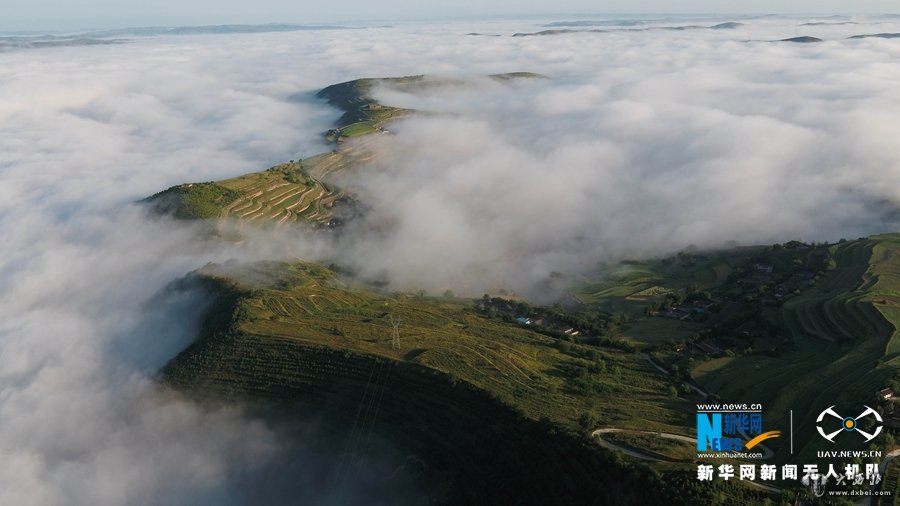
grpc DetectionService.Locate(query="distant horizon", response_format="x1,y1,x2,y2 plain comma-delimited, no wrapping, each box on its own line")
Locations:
3,9,899,34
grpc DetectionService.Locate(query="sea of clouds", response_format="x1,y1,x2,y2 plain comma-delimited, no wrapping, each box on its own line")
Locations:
2,14,900,504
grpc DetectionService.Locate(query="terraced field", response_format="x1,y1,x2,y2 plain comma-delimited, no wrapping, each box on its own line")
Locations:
879,459,900,505
142,75,404,225
693,235,900,462
169,260,692,433
574,248,766,313
161,260,734,505
575,263,669,309
213,148,364,226
867,235,900,356
142,151,364,228
315,76,418,133
573,249,768,345
145,73,543,226
315,72,544,140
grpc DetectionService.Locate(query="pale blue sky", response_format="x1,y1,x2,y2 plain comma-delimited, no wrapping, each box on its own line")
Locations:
5,0,900,31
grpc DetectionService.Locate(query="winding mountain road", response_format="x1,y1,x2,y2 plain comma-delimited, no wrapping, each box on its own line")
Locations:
591,428,693,461
591,428,783,494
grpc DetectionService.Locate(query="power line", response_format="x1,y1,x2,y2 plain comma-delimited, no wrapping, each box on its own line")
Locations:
389,315,401,350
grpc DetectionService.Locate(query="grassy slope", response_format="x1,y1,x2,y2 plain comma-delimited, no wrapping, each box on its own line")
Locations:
145,73,543,224
160,237,900,490
142,147,367,227
571,235,900,463
575,248,765,344
693,235,900,462
169,260,691,433
316,72,545,137
141,182,241,220
604,431,697,462
162,261,769,505
212,151,360,225
143,75,401,224
315,76,417,129
879,458,900,505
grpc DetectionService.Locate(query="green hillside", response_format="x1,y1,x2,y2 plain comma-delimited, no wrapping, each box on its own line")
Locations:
316,72,544,139
167,260,691,432
143,149,363,227
163,260,767,504
157,234,900,501
535,234,900,503
315,76,417,133
144,72,544,224
569,234,900,469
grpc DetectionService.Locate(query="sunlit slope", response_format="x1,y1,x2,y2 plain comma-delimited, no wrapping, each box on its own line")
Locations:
145,72,544,224
143,149,365,226
315,76,416,138
573,247,767,344
165,260,689,433
161,260,731,505
315,72,544,137
694,234,900,460
142,75,402,223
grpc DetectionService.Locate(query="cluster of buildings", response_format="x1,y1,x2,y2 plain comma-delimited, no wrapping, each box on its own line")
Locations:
656,299,718,321
515,316,581,336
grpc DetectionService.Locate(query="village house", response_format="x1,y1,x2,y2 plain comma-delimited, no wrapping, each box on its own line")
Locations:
754,263,774,274
694,340,724,356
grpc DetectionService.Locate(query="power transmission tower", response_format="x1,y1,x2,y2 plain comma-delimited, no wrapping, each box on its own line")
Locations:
389,315,401,350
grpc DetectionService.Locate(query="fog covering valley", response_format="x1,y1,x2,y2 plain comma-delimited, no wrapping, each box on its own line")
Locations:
3,14,900,504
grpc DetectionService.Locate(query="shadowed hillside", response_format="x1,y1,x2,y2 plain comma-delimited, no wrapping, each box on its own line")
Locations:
162,263,765,504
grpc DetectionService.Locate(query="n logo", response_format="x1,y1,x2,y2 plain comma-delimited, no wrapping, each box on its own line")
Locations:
697,413,722,451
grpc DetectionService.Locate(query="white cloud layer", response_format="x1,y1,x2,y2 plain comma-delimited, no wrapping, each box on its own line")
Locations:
3,15,900,503
331,17,900,294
